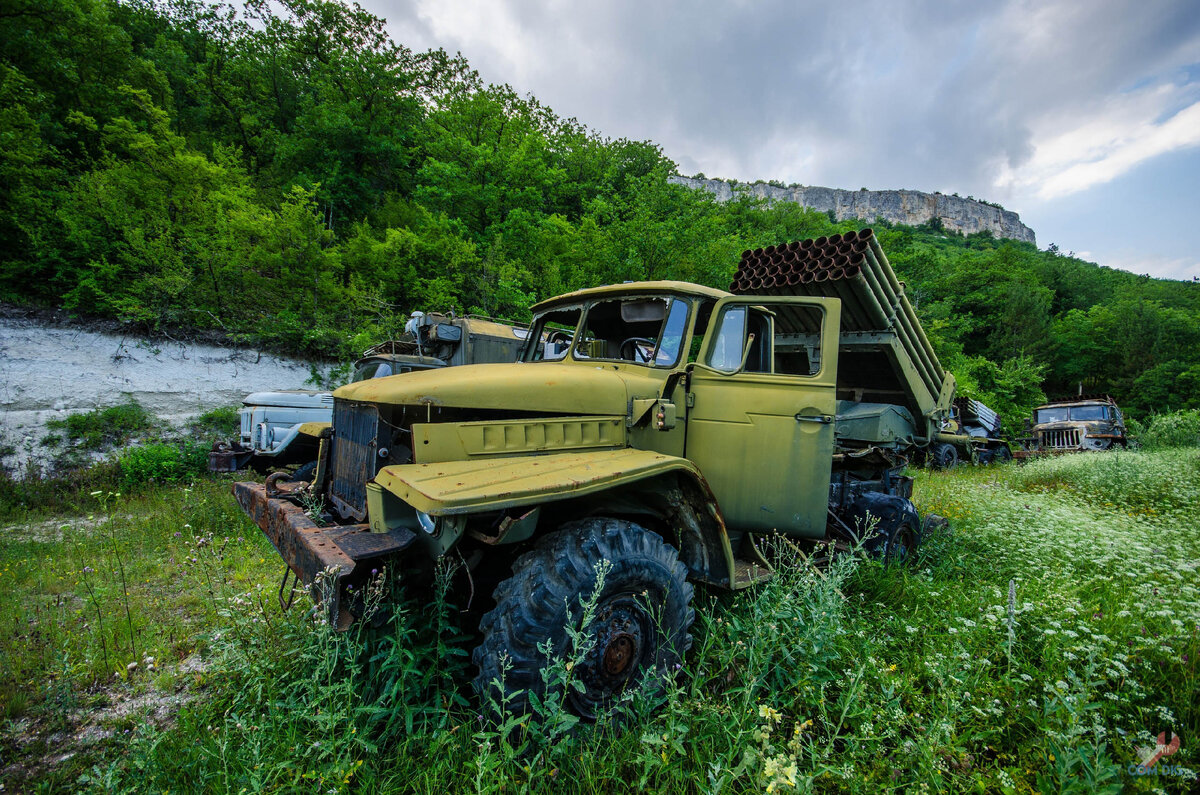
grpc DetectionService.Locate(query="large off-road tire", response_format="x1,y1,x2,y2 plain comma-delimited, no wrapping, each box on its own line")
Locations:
472,518,695,721
992,445,1013,464
844,492,922,565
290,460,318,484
930,442,959,470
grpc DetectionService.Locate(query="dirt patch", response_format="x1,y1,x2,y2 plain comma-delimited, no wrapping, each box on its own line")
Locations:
0,515,111,544
0,653,209,785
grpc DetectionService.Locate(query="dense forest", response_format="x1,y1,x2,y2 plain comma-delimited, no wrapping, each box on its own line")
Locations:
3,0,1199,426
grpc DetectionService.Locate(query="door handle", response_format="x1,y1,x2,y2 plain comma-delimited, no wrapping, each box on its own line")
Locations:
795,414,833,424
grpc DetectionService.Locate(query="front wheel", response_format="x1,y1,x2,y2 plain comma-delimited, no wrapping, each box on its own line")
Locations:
472,518,694,721
930,442,959,469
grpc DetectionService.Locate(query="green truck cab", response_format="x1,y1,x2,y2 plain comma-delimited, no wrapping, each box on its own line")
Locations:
235,253,946,717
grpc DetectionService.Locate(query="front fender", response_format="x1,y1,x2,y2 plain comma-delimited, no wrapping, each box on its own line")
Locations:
374,448,738,587
374,448,705,516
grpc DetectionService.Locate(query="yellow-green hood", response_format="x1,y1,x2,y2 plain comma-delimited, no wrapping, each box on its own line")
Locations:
333,362,641,414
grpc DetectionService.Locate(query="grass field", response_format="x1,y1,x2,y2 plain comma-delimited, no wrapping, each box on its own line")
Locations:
1,450,1197,793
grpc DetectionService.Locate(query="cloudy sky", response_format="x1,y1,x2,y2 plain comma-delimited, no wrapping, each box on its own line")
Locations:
374,0,1200,280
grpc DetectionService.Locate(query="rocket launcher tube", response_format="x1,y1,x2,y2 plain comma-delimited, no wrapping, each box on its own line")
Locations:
862,231,946,382
860,247,944,390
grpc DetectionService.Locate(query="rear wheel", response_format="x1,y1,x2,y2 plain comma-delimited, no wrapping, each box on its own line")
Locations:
473,518,694,721
845,492,922,565
992,445,1013,463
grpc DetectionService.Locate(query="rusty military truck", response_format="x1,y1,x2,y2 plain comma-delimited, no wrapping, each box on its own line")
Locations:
1016,394,1129,456
233,230,949,718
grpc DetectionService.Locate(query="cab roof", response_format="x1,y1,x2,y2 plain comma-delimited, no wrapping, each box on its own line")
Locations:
1038,394,1118,408
530,280,731,313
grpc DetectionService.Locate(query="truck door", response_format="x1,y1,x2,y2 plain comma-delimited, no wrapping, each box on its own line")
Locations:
685,296,840,538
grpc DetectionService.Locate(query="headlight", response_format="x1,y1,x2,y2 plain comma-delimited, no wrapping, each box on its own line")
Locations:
416,511,438,535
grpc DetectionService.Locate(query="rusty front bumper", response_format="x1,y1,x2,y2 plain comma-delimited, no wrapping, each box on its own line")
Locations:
209,442,253,473
232,481,417,591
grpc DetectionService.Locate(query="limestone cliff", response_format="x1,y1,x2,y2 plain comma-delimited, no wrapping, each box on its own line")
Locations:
668,176,1036,244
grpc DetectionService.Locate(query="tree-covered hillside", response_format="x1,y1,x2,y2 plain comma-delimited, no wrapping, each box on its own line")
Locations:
3,0,1198,423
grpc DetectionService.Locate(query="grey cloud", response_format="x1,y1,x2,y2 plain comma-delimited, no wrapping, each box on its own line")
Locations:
375,0,1200,204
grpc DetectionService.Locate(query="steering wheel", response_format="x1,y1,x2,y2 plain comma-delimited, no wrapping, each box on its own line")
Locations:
620,337,656,363
542,329,573,360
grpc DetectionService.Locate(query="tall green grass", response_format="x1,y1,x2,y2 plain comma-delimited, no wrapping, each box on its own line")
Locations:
4,451,1197,792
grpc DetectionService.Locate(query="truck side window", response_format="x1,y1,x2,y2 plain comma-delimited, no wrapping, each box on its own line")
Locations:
706,306,746,371
773,306,823,376
526,307,582,361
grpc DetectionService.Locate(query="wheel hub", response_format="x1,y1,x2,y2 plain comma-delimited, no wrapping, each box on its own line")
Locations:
602,632,638,676
571,596,652,717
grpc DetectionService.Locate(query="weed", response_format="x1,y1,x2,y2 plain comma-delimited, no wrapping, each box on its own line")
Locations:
0,460,122,520
189,406,240,440
118,443,208,487
4,451,1199,792
46,401,155,451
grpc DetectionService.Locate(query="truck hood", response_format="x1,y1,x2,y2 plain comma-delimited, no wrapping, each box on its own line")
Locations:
242,390,333,409
333,362,654,415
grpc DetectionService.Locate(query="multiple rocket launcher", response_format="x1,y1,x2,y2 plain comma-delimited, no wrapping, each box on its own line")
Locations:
728,229,951,421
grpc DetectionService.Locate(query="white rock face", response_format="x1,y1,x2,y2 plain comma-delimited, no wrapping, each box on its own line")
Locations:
669,177,1036,244
0,315,327,472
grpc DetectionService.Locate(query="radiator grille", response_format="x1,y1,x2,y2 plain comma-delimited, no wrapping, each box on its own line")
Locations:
329,401,380,521
1039,428,1082,449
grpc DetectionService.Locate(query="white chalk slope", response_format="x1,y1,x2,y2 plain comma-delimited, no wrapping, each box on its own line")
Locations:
0,316,324,471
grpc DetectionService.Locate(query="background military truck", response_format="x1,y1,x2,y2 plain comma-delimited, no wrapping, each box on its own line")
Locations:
926,398,1013,468
233,230,948,719
210,313,529,475
1015,394,1128,456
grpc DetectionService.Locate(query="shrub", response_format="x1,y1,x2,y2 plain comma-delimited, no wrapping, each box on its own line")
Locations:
46,401,155,450
190,406,240,439
118,443,208,486
1137,409,1200,449
0,460,122,519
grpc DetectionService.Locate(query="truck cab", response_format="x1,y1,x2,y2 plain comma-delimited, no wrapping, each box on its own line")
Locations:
238,280,922,600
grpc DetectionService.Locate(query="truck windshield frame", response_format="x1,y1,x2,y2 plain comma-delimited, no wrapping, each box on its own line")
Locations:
523,295,692,368
1036,404,1111,423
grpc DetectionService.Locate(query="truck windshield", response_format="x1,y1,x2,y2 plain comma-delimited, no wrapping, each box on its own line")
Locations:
1070,405,1109,421
1036,407,1069,423
354,360,395,381
573,297,689,367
